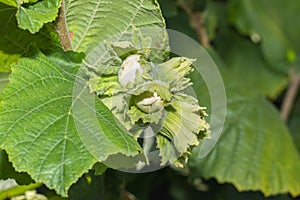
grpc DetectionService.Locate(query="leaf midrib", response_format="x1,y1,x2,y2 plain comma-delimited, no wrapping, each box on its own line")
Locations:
73,0,102,51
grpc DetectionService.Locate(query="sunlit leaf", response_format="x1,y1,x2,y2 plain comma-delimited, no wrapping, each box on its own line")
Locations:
0,48,140,196
0,3,58,72
16,0,62,33
66,0,168,57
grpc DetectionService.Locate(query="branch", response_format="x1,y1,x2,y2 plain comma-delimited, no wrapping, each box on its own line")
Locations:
56,0,72,50
280,69,300,121
177,0,210,48
194,12,210,48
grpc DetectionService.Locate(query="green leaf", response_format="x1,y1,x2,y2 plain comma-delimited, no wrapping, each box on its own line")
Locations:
16,0,62,33
0,3,58,72
0,73,9,92
189,85,300,197
0,0,41,7
66,0,167,55
22,0,40,4
160,95,209,154
88,75,123,96
92,163,107,176
156,134,178,165
0,0,17,7
203,1,224,41
0,48,140,196
214,24,288,98
229,0,300,70
155,57,194,84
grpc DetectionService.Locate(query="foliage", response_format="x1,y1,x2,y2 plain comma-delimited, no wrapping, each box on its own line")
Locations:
0,0,300,199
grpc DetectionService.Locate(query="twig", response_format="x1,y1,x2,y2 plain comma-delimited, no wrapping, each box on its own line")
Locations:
177,0,210,48
56,0,72,50
194,12,209,48
281,69,300,121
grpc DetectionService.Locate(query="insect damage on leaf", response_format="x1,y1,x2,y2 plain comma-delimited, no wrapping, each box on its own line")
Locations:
86,29,210,168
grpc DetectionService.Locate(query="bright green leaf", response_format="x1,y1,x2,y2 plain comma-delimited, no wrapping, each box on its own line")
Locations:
286,49,296,64
66,0,167,56
0,3,58,72
155,57,195,84
0,0,17,7
16,0,62,33
189,85,300,197
0,0,40,7
0,48,141,196
160,95,208,153
92,163,107,176
0,73,9,92
156,134,178,165
22,0,40,4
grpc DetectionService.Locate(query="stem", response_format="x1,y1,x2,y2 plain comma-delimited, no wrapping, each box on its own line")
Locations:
194,12,210,48
0,182,43,199
56,0,72,50
281,69,300,121
177,0,210,48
